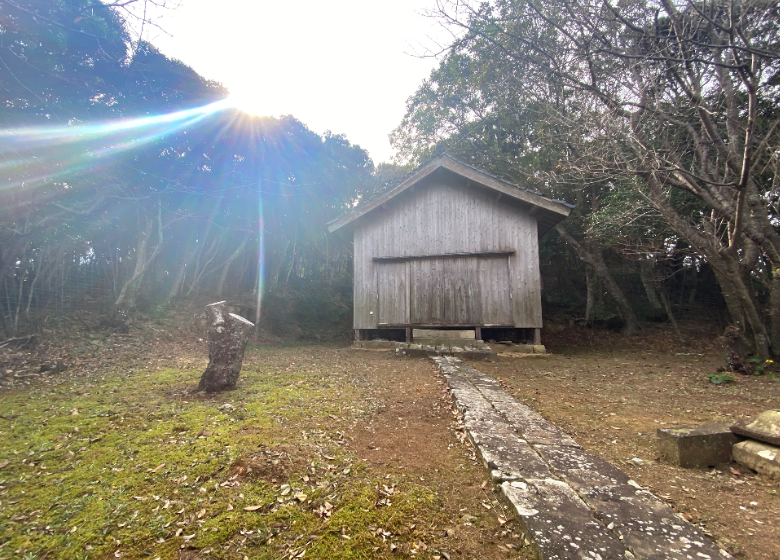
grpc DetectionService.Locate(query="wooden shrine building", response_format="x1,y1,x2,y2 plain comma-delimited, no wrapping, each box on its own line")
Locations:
327,155,572,343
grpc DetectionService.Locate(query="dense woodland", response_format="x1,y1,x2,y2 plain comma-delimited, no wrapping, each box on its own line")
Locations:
394,0,780,354
1,0,779,353
0,0,378,340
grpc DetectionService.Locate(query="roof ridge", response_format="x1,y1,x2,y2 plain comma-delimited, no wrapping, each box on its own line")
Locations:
327,154,572,232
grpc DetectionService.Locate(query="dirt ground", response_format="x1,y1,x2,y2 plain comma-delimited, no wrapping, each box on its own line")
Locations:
343,351,532,558
1,313,779,559
475,327,780,560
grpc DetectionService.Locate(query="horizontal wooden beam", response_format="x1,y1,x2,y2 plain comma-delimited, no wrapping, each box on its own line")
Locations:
378,323,515,328
373,250,515,263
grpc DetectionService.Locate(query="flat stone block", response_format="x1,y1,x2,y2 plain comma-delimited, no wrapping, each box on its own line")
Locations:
352,340,396,349
488,343,534,354
733,440,780,480
497,402,580,447
535,444,630,489
467,422,552,481
501,479,628,559
414,329,475,339
731,410,780,446
657,423,737,468
537,445,728,559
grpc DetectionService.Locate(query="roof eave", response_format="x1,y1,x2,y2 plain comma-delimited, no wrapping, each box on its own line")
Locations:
327,158,444,233
327,154,572,233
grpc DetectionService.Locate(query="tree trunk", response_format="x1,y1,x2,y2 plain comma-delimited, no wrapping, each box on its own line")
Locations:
216,235,249,298
556,225,641,334
639,176,769,358
770,271,780,357
115,207,164,309
639,260,663,310
166,238,197,302
722,325,750,374
659,289,686,344
187,230,222,296
715,255,771,360
585,266,595,326
197,301,255,393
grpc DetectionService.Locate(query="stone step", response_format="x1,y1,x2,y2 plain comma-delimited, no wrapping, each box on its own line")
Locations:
395,342,496,360
433,356,731,560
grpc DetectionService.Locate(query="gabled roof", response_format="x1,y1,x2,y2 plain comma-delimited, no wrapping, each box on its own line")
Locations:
327,154,572,235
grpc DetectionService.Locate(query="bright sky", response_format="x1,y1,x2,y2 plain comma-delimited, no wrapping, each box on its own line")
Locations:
145,0,451,164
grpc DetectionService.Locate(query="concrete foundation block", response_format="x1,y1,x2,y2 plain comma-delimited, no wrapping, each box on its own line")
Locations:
395,345,497,361
657,423,737,468
733,440,780,480
352,340,396,349
488,343,532,354
413,329,475,339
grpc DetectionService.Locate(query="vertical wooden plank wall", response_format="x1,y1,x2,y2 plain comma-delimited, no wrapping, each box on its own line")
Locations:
352,174,542,329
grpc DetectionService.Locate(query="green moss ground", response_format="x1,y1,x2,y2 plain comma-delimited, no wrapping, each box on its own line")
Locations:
0,350,455,559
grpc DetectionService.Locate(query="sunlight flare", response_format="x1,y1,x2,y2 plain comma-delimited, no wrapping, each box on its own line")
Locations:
0,99,232,190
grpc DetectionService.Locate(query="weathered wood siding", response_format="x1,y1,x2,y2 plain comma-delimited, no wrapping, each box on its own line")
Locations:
353,173,542,329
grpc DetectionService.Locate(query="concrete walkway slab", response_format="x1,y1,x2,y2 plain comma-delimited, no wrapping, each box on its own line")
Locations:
433,356,730,560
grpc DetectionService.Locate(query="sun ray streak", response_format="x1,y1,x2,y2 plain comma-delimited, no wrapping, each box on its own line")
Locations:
0,99,231,190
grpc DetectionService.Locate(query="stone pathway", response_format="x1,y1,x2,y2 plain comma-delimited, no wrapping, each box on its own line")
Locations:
433,356,731,560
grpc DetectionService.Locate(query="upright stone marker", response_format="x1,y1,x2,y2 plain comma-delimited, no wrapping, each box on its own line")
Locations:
198,301,254,393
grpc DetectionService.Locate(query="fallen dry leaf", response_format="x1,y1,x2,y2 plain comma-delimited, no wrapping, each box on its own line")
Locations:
148,463,165,473
0,461,8,468
243,505,262,511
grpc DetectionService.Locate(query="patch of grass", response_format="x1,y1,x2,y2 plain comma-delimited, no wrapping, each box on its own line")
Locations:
0,352,461,559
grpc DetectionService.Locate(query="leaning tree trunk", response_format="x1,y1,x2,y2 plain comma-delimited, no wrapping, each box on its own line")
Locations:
639,260,663,310
556,225,641,335
198,301,255,393
584,266,595,326
216,235,250,298
115,207,163,309
712,254,771,361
